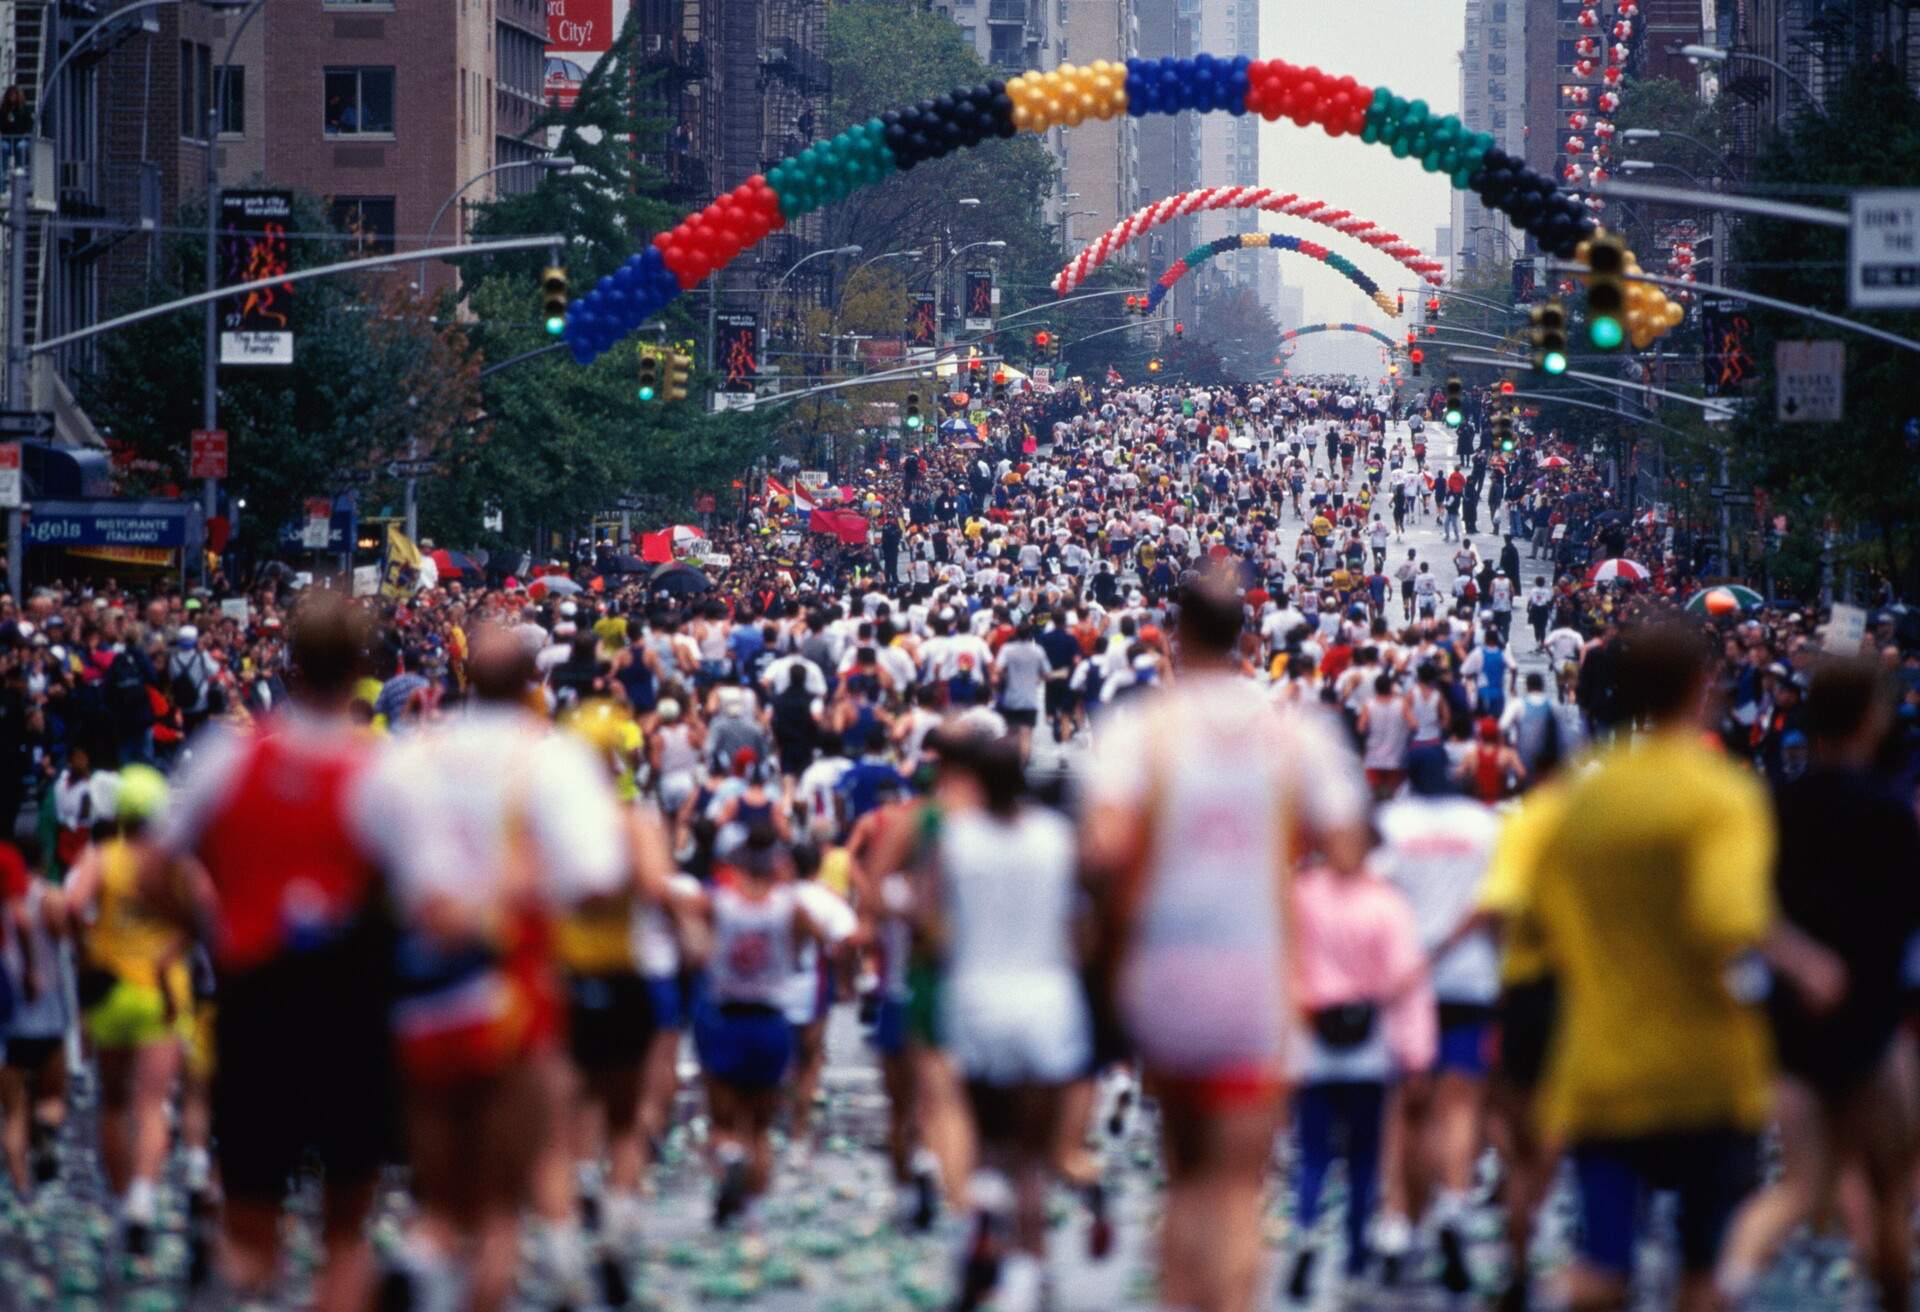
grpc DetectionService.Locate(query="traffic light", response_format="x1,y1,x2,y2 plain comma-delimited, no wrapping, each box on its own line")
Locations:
992,368,1008,398
1409,347,1424,377
1444,376,1464,428
1499,379,1516,395
541,266,569,335
1147,358,1162,373
636,344,660,401
1397,292,1405,314
1530,301,1569,375
904,393,923,430
1426,297,1442,318
1033,329,1053,355
1584,233,1627,351
663,348,693,403
1173,321,1184,338
1500,414,1518,453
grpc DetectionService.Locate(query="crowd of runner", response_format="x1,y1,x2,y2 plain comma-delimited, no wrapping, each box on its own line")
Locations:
1,373,1918,1312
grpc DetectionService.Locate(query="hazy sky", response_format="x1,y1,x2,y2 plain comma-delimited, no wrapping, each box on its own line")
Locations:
1255,0,1468,377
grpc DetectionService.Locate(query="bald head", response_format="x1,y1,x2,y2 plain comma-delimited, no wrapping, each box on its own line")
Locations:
467,624,537,704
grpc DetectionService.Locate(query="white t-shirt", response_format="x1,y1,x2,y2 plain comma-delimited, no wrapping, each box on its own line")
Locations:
1372,797,1502,1004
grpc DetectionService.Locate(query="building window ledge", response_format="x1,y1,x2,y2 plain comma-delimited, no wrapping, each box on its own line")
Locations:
324,1,397,10
327,132,396,142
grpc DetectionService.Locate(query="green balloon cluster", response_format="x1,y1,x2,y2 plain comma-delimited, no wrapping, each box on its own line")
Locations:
767,118,898,219
1361,90,1494,190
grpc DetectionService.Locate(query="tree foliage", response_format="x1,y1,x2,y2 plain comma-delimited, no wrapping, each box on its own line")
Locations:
1728,61,1920,594
79,192,481,554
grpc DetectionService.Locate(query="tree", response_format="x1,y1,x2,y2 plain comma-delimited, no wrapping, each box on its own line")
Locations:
1728,61,1920,596
821,2,1061,326
1188,285,1283,382
455,7,776,546
79,192,481,555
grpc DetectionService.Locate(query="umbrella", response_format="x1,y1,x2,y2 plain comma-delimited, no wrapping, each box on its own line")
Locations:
649,562,712,595
938,417,973,435
1685,584,1764,614
528,575,584,599
596,553,648,574
1539,456,1571,469
1586,557,1650,584
427,548,482,578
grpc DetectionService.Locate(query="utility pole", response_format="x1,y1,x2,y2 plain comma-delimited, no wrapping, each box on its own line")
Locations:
5,162,27,602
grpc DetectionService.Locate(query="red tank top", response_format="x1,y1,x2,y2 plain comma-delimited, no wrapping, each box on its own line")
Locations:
193,724,377,974
1471,743,1506,805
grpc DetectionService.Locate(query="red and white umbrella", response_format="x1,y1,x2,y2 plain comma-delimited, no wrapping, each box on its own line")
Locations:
638,523,707,563
1539,455,1571,469
1587,557,1650,583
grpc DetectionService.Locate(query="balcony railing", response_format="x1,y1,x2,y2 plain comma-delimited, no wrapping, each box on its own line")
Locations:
987,0,1027,22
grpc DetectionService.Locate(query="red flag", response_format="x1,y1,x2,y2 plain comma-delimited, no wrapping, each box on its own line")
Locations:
639,530,674,563
808,509,870,546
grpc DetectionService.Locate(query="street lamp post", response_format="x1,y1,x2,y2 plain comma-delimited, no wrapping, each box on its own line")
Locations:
829,249,920,379
760,243,860,372
930,232,1002,348
417,155,576,293
1620,128,1735,179
1679,43,1822,111
199,0,271,547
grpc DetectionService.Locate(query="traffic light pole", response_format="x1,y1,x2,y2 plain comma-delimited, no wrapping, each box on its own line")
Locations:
1447,352,1739,417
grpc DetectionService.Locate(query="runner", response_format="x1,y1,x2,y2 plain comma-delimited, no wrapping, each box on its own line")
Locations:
1083,569,1369,1312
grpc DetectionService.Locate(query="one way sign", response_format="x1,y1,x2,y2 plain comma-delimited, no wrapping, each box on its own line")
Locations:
1775,340,1844,424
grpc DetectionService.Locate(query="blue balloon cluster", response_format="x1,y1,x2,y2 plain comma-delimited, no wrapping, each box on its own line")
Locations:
562,245,684,366
1124,55,1251,118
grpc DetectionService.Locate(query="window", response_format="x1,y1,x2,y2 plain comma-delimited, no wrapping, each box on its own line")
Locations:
179,41,211,140
216,65,245,135
1487,53,1507,75
329,196,396,254
323,67,395,135
496,24,542,100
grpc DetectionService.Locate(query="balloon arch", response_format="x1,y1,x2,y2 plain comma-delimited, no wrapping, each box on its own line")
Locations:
1054,186,1446,296
560,53,1687,365
1275,323,1402,352
1144,233,1401,317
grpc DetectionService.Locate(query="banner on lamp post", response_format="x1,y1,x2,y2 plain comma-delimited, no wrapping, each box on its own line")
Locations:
963,270,994,332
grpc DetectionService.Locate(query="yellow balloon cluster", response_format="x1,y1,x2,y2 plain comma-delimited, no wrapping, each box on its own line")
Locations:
1007,60,1129,133
1243,232,1272,248
1372,290,1401,317
1576,233,1687,350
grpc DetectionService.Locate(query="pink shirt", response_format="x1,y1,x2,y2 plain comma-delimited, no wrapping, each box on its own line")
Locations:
1292,866,1437,1075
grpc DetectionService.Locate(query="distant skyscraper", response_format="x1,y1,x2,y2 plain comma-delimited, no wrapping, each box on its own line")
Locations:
1452,0,1526,274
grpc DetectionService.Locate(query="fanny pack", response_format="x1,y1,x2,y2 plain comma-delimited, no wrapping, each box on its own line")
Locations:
1310,1001,1379,1051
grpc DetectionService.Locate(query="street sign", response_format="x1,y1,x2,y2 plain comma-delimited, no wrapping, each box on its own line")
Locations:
387,459,436,477
0,410,52,440
614,494,647,511
189,428,227,479
301,497,333,549
1708,483,1733,497
0,443,21,510
1775,340,1845,423
1850,190,1920,309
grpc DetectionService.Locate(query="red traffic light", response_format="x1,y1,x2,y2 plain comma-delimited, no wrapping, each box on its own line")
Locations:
1499,380,1516,395
1033,330,1051,348
1409,348,1424,364
1397,293,1405,313
1173,321,1184,337
1426,298,1441,315
1425,324,1437,336
993,369,1007,386
969,358,983,373
1405,332,1415,347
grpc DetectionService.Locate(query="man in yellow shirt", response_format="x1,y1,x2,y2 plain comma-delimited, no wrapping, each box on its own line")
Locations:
1513,623,1776,1312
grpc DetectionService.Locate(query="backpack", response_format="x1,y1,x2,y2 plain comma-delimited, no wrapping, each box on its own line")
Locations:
170,651,206,711
107,649,149,714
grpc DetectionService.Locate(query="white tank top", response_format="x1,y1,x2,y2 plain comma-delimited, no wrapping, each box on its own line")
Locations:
940,808,1077,986
1363,697,1412,768
709,884,797,1006
3,883,69,1039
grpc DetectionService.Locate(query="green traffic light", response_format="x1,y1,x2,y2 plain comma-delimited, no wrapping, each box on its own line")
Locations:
637,385,656,401
905,416,923,430
1445,408,1463,428
1588,315,1625,350
1543,351,1568,375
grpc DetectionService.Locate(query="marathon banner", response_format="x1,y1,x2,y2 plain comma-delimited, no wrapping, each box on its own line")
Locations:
963,269,994,332
714,312,759,394
218,190,295,366
908,291,937,346
1701,297,1754,396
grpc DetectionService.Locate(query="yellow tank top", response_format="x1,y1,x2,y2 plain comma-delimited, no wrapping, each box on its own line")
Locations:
85,839,183,992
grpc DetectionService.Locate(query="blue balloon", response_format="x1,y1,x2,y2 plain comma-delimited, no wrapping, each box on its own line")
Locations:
595,274,615,295
570,341,594,365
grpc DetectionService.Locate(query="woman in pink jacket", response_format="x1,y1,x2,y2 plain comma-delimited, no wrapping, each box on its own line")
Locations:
1283,859,1437,1303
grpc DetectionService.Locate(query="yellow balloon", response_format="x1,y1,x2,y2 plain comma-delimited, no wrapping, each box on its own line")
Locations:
1664,301,1685,326
1011,105,1033,129
1574,239,1593,264
1062,101,1086,126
